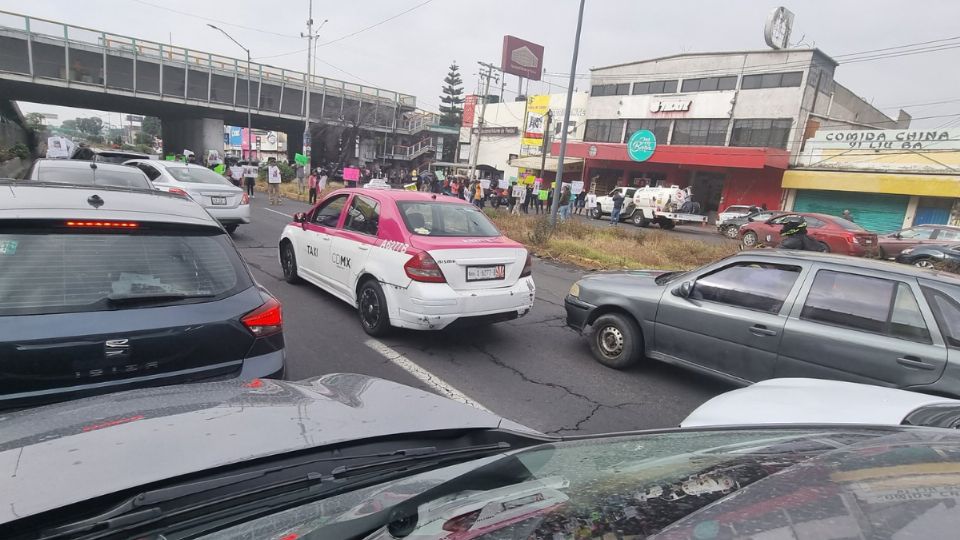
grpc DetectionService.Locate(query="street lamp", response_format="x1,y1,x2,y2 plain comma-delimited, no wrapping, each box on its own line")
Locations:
208,24,253,162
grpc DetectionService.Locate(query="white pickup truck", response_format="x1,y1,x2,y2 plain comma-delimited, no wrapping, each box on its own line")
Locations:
592,185,707,230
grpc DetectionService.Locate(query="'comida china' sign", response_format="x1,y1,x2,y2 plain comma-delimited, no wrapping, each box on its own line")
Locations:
813,129,960,150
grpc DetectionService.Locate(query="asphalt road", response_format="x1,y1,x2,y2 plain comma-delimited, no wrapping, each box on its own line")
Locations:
232,193,732,435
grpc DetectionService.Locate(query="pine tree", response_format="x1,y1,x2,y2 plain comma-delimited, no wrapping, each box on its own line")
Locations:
439,62,464,127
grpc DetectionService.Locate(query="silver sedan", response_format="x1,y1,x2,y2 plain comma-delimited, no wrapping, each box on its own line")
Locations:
125,159,250,233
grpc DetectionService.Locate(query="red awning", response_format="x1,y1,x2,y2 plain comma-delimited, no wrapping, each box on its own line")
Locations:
553,141,789,170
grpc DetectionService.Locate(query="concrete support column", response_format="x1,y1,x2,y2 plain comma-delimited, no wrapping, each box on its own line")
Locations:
903,196,920,228
286,129,304,166
161,117,224,162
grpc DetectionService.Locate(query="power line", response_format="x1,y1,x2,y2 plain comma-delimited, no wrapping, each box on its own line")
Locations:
544,36,960,81
253,0,434,60
129,0,300,39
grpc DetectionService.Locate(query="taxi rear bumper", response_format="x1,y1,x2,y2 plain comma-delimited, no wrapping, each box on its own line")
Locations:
387,276,536,330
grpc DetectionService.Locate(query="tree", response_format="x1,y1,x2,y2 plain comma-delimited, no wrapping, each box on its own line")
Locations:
141,116,161,138
134,131,154,146
60,119,78,133
76,117,103,138
24,112,46,132
438,62,464,127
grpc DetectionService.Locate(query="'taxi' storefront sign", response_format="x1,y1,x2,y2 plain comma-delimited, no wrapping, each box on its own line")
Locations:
814,129,960,150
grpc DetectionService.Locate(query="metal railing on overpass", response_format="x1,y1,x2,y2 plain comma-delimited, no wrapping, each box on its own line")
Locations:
0,10,434,133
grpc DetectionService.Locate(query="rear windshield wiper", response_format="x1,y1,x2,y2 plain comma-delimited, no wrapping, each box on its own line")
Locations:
39,442,511,540
105,292,215,305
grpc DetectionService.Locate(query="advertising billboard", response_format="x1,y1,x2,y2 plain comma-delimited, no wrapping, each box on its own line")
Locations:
462,95,478,127
522,94,551,148
501,36,544,81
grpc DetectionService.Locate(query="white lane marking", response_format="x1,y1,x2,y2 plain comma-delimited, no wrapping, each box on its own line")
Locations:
365,339,490,412
263,207,293,218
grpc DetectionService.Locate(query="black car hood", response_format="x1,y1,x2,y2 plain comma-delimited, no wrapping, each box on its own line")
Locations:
0,374,536,524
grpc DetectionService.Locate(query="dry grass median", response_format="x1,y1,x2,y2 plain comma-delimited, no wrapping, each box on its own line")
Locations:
487,212,738,271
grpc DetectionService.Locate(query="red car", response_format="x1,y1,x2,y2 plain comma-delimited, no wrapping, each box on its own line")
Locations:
739,212,879,256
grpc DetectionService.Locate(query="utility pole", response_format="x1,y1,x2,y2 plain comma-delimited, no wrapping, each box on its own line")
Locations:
538,110,552,180
468,62,499,181
550,0,586,225
302,0,314,168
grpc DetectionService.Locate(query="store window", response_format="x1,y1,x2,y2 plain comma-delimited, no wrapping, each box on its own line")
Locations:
632,80,679,95
730,119,792,149
680,76,737,93
584,119,624,143
591,83,630,97
624,119,671,144
741,71,804,90
671,119,729,146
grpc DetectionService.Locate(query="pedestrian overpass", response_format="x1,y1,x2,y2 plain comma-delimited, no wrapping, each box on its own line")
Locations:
0,10,449,159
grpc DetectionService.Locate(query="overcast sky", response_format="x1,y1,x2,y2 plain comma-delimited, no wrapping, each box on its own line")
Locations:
7,0,960,129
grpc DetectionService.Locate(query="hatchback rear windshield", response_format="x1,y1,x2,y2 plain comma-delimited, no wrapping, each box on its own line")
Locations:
397,201,501,237
36,163,151,189
164,166,234,186
0,228,251,316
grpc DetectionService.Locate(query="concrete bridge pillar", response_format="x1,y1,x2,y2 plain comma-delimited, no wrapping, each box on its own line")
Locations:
161,117,224,161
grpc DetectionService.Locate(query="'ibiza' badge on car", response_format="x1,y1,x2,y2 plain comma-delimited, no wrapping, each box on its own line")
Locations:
104,339,131,359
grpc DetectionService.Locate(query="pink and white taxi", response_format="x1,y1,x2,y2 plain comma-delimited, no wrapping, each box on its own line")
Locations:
279,188,535,335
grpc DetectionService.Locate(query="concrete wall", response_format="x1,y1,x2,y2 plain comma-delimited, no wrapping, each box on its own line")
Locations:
0,99,28,149
161,116,223,160
820,82,905,129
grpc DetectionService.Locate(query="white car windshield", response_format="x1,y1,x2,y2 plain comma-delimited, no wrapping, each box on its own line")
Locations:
164,165,234,186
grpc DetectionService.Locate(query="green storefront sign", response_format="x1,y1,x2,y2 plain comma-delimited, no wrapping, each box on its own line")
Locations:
627,129,657,162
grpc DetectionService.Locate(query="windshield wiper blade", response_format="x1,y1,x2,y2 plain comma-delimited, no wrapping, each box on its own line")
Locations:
105,292,215,305
330,442,511,479
39,443,511,540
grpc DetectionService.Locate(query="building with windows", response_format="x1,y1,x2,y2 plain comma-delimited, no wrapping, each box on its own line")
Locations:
458,92,588,182
784,128,960,231
556,49,908,217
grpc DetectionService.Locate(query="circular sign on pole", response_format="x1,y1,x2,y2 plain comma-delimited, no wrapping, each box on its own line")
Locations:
627,129,657,162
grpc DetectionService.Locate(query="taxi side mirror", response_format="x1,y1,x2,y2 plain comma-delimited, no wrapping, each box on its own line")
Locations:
293,212,306,223
672,281,693,298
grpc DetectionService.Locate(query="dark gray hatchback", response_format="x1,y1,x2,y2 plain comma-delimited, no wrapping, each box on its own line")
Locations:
0,181,284,409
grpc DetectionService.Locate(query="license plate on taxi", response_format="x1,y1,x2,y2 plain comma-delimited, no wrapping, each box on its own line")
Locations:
466,265,505,282
210,196,227,205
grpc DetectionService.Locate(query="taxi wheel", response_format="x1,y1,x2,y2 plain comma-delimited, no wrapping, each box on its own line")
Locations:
358,280,391,336
589,313,642,370
280,242,301,284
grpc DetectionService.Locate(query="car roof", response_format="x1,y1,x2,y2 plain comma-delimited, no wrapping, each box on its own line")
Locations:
0,180,219,226
33,158,140,171
330,188,475,204
738,249,960,283
126,159,204,169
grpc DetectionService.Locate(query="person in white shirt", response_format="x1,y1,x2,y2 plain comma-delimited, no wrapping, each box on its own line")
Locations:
586,189,597,217
318,169,329,192
228,163,244,187
267,158,282,206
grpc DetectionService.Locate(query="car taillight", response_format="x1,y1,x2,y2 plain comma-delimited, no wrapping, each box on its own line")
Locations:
168,187,189,197
521,252,533,277
442,509,482,533
240,193,250,205
66,220,139,228
241,297,282,337
404,251,446,283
